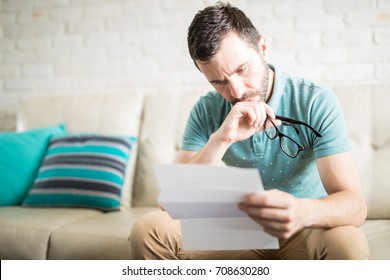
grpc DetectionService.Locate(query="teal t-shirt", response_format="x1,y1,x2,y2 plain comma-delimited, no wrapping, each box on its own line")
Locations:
181,65,351,199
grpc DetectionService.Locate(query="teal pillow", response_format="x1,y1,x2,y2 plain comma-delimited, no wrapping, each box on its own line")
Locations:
0,124,66,205
23,134,135,211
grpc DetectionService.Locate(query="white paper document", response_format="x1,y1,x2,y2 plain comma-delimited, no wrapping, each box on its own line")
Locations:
154,164,279,250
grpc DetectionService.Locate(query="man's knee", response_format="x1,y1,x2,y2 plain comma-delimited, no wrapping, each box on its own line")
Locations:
129,211,180,260
130,211,162,240
314,226,370,260
130,211,176,242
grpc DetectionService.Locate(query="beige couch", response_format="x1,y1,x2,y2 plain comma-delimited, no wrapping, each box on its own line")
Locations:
0,85,389,259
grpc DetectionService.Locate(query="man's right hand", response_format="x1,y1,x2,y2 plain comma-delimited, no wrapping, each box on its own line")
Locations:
175,101,277,165
214,101,276,144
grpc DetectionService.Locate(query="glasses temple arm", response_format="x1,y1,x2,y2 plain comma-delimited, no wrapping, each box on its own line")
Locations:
274,115,322,137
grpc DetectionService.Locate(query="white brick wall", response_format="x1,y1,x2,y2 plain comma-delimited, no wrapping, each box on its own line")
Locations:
1,0,390,129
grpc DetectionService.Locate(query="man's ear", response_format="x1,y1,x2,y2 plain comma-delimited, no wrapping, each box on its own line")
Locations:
257,35,269,60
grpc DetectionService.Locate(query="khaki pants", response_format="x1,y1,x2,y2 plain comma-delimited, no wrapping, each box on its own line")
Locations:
129,211,370,260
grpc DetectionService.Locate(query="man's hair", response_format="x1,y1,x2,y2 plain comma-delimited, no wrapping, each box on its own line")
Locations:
187,1,260,65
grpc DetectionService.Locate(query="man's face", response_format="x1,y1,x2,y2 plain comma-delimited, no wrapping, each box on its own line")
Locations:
196,32,270,105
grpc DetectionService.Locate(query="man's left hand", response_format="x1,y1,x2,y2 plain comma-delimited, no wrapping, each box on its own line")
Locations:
238,189,307,239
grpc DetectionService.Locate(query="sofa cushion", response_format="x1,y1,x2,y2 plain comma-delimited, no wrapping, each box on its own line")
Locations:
23,134,135,211
360,219,390,260
0,206,102,260
0,124,66,206
47,207,157,259
17,93,144,207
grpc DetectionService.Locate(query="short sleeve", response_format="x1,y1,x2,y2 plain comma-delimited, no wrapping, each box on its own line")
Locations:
181,100,210,152
311,89,351,158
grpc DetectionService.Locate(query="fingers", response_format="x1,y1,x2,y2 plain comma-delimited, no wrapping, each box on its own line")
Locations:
250,103,267,128
222,100,276,143
234,101,274,129
250,215,297,239
264,103,276,119
238,193,294,224
258,222,294,239
252,104,262,128
237,190,300,239
239,204,297,239
240,189,293,209
240,204,292,223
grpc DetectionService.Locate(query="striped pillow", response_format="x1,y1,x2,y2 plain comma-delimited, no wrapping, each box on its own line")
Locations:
22,134,134,211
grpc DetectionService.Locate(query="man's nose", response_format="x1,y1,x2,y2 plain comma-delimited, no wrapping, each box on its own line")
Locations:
229,76,245,99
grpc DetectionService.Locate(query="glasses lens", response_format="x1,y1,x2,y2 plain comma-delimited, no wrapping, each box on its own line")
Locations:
264,119,277,139
279,123,299,139
280,136,300,158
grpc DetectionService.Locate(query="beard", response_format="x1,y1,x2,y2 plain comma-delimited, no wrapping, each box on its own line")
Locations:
231,62,270,105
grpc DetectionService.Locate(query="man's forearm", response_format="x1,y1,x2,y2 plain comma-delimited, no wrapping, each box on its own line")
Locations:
184,132,232,164
301,190,367,229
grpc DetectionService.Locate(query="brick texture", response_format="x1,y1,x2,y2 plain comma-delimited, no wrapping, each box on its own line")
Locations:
0,0,389,129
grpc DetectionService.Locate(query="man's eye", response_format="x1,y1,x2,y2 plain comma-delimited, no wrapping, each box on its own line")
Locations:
213,81,226,86
237,66,247,73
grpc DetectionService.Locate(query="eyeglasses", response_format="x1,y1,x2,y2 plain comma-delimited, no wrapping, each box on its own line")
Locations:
264,115,322,158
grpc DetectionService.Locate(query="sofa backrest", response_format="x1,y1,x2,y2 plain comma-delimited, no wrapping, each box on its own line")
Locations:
333,85,390,219
131,91,204,207
16,86,390,219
